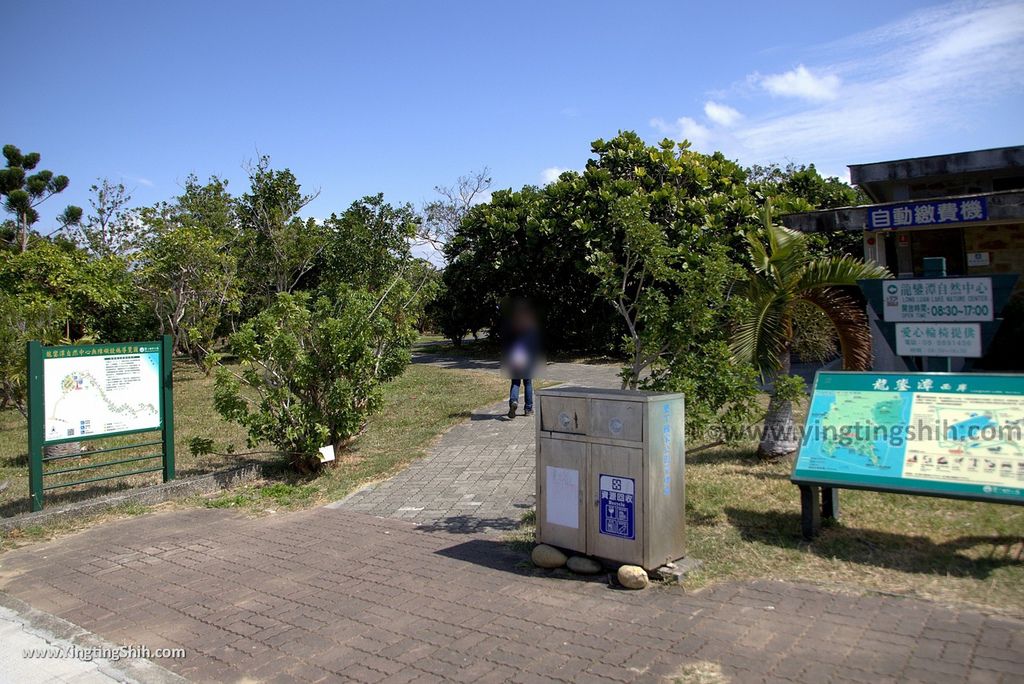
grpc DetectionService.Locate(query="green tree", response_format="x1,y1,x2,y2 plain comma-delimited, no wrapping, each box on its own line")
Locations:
0,295,63,413
747,162,866,258
0,239,135,340
236,157,324,309
0,238,138,412
731,207,889,458
540,133,764,443
314,194,420,292
442,184,617,351
0,145,82,251
71,180,146,257
555,135,755,386
137,178,239,369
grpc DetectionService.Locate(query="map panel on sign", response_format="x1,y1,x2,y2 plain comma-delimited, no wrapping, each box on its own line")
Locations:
44,351,161,442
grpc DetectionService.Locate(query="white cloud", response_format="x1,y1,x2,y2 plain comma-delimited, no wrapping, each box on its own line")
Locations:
703,101,742,127
118,173,154,188
649,0,1024,171
649,116,713,149
758,65,840,101
540,167,573,184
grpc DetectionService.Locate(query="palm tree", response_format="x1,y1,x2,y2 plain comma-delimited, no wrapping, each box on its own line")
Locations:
731,206,889,459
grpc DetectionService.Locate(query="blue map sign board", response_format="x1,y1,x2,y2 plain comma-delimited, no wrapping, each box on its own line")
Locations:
599,474,635,539
866,196,987,231
792,371,1024,505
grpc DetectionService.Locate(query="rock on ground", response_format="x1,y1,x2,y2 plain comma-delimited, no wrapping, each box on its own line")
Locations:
566,555,602,574
617,564,649,589
531,544,567,568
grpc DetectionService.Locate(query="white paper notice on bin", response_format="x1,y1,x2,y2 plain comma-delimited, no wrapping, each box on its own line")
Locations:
545,466,578,529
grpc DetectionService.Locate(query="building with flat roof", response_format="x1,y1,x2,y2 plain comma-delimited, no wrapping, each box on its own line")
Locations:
781,146,1023,371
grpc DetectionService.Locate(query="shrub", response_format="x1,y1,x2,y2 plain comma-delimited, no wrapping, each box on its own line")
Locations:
214,288,414,472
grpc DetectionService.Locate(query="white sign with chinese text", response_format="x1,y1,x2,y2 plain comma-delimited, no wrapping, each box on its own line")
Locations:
882,277,994,322
967,251,991,267
895,323,982,358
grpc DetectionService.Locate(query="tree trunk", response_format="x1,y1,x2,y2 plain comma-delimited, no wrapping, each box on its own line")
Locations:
756,352,799,459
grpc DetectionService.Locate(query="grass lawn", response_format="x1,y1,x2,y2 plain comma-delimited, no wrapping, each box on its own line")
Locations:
682,442,1024,612
0,360,506,521
510,400,1024,613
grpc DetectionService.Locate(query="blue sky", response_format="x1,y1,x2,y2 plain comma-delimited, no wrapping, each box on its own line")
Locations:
6,0,1023,230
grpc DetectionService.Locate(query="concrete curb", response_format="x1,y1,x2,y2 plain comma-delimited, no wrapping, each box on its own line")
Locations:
0,591,188,684
0,462,263,533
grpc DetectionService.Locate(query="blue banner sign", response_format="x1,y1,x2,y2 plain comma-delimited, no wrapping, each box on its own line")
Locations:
866,196,988,231
792,371,1024,504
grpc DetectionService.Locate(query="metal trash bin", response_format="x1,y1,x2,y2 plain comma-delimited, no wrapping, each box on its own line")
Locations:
535,387,686,570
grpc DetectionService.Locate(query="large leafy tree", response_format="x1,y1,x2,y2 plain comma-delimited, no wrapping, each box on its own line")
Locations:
236,157,324,310
0,145,82,251
542,133,763,442
0,238,139,412
731,207,889,458
442,184,618,351
747,162,867,259
314,194,420,292
552,134,757,386
137,177,239,369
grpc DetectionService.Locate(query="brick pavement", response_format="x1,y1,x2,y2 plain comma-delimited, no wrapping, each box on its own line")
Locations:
3,354,1021,683
336,358,621,531
1,506,1021,683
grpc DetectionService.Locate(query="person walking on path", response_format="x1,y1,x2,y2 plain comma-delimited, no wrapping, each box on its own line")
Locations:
501,299,542,419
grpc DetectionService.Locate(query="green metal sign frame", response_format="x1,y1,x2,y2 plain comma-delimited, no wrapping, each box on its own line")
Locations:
26,335,175,511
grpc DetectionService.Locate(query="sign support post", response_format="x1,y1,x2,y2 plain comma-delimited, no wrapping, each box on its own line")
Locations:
161,334,175,483
27,340,45,512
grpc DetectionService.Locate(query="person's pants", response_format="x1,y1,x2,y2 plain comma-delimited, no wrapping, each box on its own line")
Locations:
510,378,533,410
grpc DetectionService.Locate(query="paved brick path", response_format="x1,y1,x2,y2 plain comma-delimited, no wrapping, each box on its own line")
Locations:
1,507,1021,683
2,354,1022,683
336,358,620,531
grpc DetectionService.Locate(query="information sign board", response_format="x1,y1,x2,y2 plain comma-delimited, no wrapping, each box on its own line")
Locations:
895,323,982,358
26,337,175,512
882,277,993,322
792,372,1024,504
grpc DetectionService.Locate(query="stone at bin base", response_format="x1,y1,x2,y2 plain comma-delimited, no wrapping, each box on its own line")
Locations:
651,557,703,585
531,544,568,569
616,565,649,590
566,555,602,574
